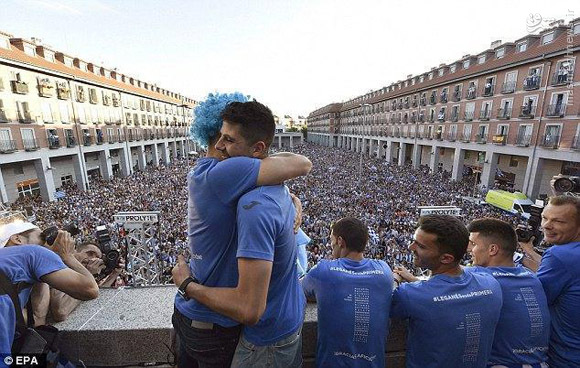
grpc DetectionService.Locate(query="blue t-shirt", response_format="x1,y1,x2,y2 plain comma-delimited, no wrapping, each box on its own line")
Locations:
537,242,580,368
301,258,394,368
466,266,550,365
236,185,306,346
390,270,503,368
175,156,260,327
0,245,66,357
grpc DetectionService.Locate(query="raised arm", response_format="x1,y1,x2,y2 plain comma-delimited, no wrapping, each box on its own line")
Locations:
257,152,312,186
49,288,82,322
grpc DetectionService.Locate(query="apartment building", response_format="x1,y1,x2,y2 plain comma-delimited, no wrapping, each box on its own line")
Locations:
0,31,196,203
307,20,580,199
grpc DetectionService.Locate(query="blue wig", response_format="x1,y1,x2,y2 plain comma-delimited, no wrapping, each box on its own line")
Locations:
189,92,249,149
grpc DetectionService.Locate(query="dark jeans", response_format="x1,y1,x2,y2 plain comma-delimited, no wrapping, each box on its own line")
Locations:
172,307,242,368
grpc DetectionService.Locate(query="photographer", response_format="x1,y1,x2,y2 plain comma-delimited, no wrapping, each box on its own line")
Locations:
0,222,98,355
521,196,580,368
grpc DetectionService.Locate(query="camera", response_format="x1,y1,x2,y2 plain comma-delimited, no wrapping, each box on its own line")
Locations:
96,225,120,271
516,204,544,247
40,223,80,246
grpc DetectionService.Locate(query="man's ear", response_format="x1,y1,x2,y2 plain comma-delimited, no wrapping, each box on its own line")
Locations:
439,253,456,265
337,236,347,249
252,141,268,157
488,243,500,257
8,234,24,246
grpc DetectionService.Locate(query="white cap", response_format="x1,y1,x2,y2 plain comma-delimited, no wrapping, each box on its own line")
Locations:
0,221,39,248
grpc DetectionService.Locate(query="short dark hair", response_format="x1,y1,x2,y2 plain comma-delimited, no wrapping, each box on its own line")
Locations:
220,101,275,148
331,217,368,253
467,218,517,257
417,215,469,263
548,195,580,225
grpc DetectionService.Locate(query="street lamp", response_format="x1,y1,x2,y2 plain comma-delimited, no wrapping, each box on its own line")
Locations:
358,103,372,185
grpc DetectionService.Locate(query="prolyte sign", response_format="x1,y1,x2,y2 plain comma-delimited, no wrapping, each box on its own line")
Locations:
113,212,160,224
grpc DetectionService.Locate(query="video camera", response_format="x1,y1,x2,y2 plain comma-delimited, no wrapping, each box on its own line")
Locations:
516,205,544,247
96,225,120,271
552,175,580,195
40,223,80,246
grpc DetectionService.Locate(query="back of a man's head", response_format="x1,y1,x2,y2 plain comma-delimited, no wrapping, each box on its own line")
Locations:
418,215,469,263
467,218,517,258
331,217,368,253
220,101,275,149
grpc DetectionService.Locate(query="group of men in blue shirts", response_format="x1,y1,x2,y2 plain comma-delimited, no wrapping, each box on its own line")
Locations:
171,92,579,368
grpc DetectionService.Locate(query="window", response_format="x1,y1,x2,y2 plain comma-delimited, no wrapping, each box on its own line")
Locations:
21,128,36,147
59,103,70,123
450,65,456,73
80,61,87,72
64,57,73,67
41,102,53,123
517,42,527,52
17,180,40,199
497,125,509,135
496,48,505,59
478,55,486,64
45,51,55,62
463,60,470,69
542,32,554,45
574,23,580,35
419,76,424,83
438,68,444,76
24,45,36,56
0,36,9,49
61,175,74,186
428,72,433,80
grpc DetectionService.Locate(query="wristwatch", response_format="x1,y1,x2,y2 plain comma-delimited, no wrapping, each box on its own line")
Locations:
178,276,198,301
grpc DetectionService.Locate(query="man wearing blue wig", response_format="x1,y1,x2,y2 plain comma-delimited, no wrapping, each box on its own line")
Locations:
172,92,311,368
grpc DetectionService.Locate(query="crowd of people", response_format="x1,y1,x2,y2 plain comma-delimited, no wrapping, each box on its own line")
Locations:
6,142,528,283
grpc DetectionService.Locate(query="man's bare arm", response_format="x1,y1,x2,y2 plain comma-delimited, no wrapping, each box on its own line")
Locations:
257,153,312,186
30,283,50,326
49,288,82,322
173,256,271,325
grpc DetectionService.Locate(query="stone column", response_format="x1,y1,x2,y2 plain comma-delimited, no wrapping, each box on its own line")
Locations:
480,151,499,190
162,142,171,165
290,136,294,149
451,148,466,181
398,143,406,166
34,156,56,202
152,144,160,167
137,145,146,171
0,166,8,203
72,152,88,190
278,135,282,149
386,141,394,163
429,146,440,172
522,156,545,199
99,148,113,180
119,146,132,177
411,144,421,169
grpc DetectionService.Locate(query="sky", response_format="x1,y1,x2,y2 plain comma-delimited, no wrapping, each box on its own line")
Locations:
1,0,578,117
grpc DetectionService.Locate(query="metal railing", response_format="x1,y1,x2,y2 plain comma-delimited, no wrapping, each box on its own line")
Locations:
83,135,93,146
466,88,477,100
440,94,448,103
48,136,60,149
453,90,462,102
501,81,516,94
551,72,572,86
540,134,560,148
497,107,512,120
66,136,76,147
479,110,491,121
523,76,541,90
447,132,457,141
515,133,532,147
475,133,488,144
546,104,566,117
572,135,580,150
519,105,536,118
23,138,40,151
464,111,474,121
0,139,17,153
460,133,471,142
483,84,495,96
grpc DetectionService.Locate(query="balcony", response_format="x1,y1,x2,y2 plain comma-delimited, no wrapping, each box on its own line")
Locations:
466,88,477,100
492,134,507,145
516,133,532,147
108,135,118,144
404,101,410,109
48,136,61,149
96,135,104,145
429,95,436,105
397,102,403,110
551,72,572,86
417,132,424,139
440,94,448,103
453,90,462,102
418,115,425,123
11,80,29,94
464,111,474,122
426,132,434,140
519,105,536,119
0,139,17,153
0,110,7,123
479,110,491,121
497,107,512,120
18,112,34,124
540,134,560,149
451,113,459,122
447,132,457,141
501,81,516,94
412,100,418,107
437,112,446,122
428,115,435,123
460,133,471,142
65,136,76,148
475,133,488,144
23,138,40,151
420,98,427,106
523,76,541,90
572,135,580,150
410,115,417,123
546,104,566,117
435,133,444,141
83,135,93,146
482,84,495,97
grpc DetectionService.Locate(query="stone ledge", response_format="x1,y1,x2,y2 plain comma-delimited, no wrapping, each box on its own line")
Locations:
55,286,406,367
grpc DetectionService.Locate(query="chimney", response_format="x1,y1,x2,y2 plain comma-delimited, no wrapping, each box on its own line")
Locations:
490,40,502,49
